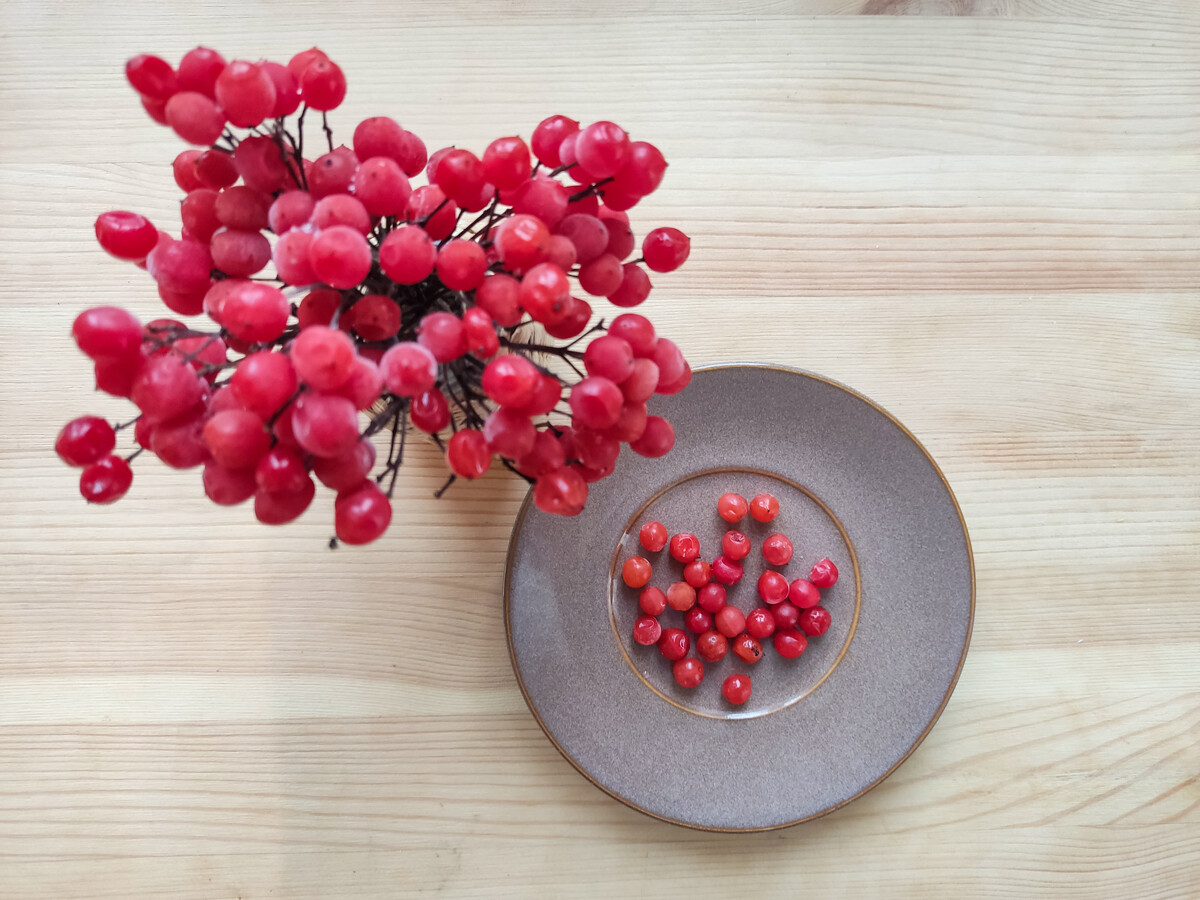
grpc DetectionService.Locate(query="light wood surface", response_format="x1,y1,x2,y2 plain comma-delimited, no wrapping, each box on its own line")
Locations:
2,1,1198,896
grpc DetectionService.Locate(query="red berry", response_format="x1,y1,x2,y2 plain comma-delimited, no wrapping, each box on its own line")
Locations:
774,629,808,659
672,657,705,689
639,586,667,617
628,415,674,458
406,185,457,240
482,354,539,407
758,570,790,604
607,263,652,308
575,121,630,179
619,556,652,589
683,559,711,589
334,481,392,545
433,148,486,206
745,608,777,640
732,633,763,665
273,231,316,285
721,530,750,561
510,374,562,417
810,558,839,588
556,214,609,264
150,413,208,469
352,117,405,164
291,392,360,459
347,294,402,342
722,673,752,706
165,92,225,145
642,227,691,273
519,262,571,325
173,150,204,191
231,351,297,419
533,466,588,516
299,58,346,111
638,520,668,552
255,447,309,494
446,429,491,479
788,578,821,609
482,135,531,190
750,493,780,522
666,581,697,612
656,360,692,396
79,455,134,504
711,555,744,586
799,606,832,637
494,214,550,273
211,229,272,278
569,376,623,430
203,408,269,469
582,335,635,384
380,342,438,397
762,533,794,566
56,417,116,467
684,607,713,635
620,359,660,404
379,225,437,285
311,193,371,234
611,141,667,195
668,532,700,564
475,274,523,327
410,388,451,434
717,492,748,523
220,281,289,343
773,601,801,631
178,47,226,97
261,61,300,117
462,307,499,359
633,615,662,646
714,606,746,639
203,461,257,506
147,238,212,295
214,60,276,128
309,225,371,289
254,475,316,525
131,355,204,423
515,429,565,478
354,157,412,217
95,211,158,261
308,149,358,198
696,630,728,662
543,296,592,340
194,150,239,189
696,583,727,614
126,54,178,101
531,115,579,167
657,628,690,661
512,178,569,229
546,234,577,271
312,440,377,492
417,311,467,363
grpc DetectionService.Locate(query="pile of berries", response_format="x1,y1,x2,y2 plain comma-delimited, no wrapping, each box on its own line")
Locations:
620,492,838,707
58,46,693,544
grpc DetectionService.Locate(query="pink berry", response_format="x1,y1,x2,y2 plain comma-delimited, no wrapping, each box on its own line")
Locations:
722,673,752,705
810,558,839,588
762,533,794,566
672,657,704,689
633,615,662,646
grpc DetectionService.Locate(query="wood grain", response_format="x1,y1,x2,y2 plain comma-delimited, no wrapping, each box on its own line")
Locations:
1,1,1198,897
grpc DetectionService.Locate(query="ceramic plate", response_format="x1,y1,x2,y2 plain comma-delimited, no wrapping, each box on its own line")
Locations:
504,364,973,831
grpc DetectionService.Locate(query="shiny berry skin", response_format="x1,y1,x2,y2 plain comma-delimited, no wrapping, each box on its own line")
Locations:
773,601,801,631
292,325,356,391
799,606,832,637
621,556,652,588
711,555,744,586
569,376,623,430
494,214,549,273
762,533,794,566
410,388,450,434
582,335,635,384
696,583,727,614
334,481,392,545
749,493,780,522
732,633,764,665
673,657,705,689
533,465,588,516
788,578,821,609
354,157,412,217
126,53,178,100
717,492,748,523
668,532,700,564
774,629,808,659
482,354,540,408
657,628,690,661
714,605,746,639
696,630,728,662
607,262,652,308
298,58,346,111
810,557,839,588
666,581,697,612
446,429,491,479
255,447,309,494
575,121,630,179
56,417,116,466
73,306,143,362
633,615,662,646
214,60,276,128
417,311,467,362
744,608,776,640
722,673,752,706
684,607,713,635
531,115,579,167
628,416,674,458
482,136,531,190
436,239,488,291
203,408,270,469
379,225,437,285
757,570,790,604
313,441,377,492
79,455,133,504
683,559,711,589
721,530,751,561
642,227,691,273
639,586,668,616
639,520,668,552
95,211,159,261
380,342,438,397
166,91,226,145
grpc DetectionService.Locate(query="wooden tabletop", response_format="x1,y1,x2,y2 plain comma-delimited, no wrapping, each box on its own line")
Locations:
1,1,1197,896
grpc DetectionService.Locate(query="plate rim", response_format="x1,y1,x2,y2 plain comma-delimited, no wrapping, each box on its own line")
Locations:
503,362,976,832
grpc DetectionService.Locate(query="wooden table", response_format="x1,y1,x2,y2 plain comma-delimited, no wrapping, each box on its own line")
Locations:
1,1,1197,896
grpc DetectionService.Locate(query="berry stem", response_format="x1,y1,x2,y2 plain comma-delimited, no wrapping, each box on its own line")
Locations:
433,473,457,499
321,111,334,153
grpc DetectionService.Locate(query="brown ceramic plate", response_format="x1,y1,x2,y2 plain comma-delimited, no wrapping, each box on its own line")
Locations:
504,364,973,831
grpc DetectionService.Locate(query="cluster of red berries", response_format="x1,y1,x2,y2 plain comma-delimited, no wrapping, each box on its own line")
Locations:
58,47,694,544
620,492,838,707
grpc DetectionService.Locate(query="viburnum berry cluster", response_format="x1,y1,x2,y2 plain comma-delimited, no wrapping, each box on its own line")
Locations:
622,492,838,707
58,46,694,545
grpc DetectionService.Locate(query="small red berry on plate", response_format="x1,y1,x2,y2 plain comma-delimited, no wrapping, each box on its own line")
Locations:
762,533,793,566
639,520,668,552
639,586,668,616
658,627,690,661
717,492,748,522
684,607,713,634
810,557,839,588
714,605,746,639
749,493,779,523
788,578,821,609
666,581,697,612
711,555,744,585
745,608,777,640
772,601,801,631
696,583,727,614
722,673,752,705
757,570,789,604
773,628,808,659
696,630,728,662
673,657,705,689
721,530,751,561
683,559,711,588
621,556,652,588
632,615,662,646
732,633,763,664
799,606,832,637
669,532,700,563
